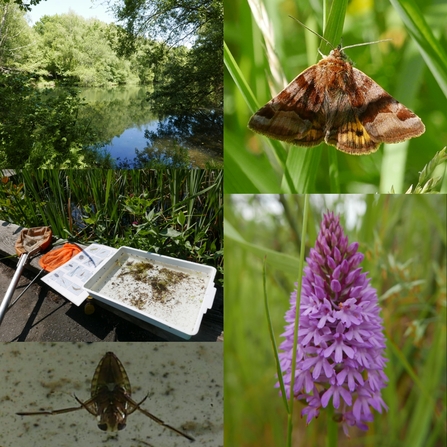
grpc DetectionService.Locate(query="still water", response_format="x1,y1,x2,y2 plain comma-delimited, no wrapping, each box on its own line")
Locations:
78,86,222,167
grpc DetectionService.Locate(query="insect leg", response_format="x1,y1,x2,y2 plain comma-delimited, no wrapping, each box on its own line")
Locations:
17,405,83,416
125,395,148,416
137,406,195,442
124,395,194,442
74,394,99,416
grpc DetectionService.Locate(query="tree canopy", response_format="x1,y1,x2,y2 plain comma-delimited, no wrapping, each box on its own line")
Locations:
34,13,139,85
3,0,46,12
110,0,221,47
106,0,223,116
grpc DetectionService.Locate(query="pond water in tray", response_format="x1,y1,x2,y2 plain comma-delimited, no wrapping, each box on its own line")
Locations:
83,247,216,338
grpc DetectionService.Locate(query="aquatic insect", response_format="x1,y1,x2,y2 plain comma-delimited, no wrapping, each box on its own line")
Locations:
17,352,194,441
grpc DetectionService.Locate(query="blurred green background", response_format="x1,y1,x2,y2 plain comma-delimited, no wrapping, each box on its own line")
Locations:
224,0,447,192
224,195,446,446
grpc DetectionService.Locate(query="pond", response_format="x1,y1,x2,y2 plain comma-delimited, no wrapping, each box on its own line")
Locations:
76,86,223,168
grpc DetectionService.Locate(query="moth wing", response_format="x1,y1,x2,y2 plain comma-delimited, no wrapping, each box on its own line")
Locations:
327,68,424,154
248,65,325,146
353,68,425,143
326,114,380,155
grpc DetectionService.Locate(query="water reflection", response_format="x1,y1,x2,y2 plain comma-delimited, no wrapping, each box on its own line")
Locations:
78,86,222,168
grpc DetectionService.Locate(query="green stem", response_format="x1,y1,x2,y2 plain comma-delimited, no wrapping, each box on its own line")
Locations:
263,258,289,413
286,195,310,446
327,405,338,447
328,148,340,193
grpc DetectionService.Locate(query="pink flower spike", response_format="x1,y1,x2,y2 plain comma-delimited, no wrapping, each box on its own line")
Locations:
276,212,388,436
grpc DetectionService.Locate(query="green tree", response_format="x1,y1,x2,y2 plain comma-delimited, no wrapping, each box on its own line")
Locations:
0,0,41,68
0,72,100,168
34,11,138,86
106,0,223,115
3,0,46,11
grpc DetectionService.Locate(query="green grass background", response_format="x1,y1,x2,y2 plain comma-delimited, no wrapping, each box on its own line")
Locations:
224,194,446,446
224,0,447,193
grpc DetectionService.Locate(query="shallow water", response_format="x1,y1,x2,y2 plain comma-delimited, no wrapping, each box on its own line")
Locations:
75,86,222,167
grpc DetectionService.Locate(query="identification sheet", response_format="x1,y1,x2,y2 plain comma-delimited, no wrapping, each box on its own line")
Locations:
41,244,117,306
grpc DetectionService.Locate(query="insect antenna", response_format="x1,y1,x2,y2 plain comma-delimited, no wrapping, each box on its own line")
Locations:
341,39,392,51
289,16,392,53
288,16,334,50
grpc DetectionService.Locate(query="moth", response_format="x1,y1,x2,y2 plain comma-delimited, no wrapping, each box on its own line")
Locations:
248,29,425,155
17,351,194,441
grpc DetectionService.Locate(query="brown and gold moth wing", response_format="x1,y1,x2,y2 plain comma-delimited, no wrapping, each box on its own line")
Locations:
351,67,425,144
248,49,425,155
248,64,326,147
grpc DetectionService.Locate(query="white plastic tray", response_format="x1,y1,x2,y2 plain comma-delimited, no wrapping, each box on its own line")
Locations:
82,246,216,339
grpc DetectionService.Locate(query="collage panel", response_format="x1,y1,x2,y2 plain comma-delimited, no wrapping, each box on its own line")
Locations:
0,169,223,342
0,342,223,445
224,1,446,193
2,0,447,447
225,195,446,446
0,0,223,169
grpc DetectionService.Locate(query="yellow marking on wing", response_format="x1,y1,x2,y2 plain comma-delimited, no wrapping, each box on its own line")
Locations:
339,119,373,148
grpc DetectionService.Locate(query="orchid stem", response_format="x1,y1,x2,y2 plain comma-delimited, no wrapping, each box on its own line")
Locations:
287,195,310,445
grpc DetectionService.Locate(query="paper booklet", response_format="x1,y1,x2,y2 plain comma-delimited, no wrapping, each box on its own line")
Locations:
41,243,117,306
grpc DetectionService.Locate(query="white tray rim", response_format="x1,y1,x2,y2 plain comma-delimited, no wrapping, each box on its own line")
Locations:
82,246,217,338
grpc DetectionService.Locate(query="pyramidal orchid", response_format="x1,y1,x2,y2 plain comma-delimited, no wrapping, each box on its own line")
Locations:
277,212,388,435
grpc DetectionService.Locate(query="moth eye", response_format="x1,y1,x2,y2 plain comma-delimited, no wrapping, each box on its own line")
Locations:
98,423,108,431
117,423,126,431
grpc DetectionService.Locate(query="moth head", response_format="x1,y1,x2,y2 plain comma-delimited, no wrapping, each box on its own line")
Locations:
329,46,347,59
324,46,354,66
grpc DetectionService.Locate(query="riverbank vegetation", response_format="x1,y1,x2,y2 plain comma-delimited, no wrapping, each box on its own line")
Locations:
0,169,223,280
0,0,223,168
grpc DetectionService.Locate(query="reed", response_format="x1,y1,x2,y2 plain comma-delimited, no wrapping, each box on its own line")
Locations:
0,170,223,276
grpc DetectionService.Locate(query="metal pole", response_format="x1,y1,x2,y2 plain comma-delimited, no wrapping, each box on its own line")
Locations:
0,253,29,326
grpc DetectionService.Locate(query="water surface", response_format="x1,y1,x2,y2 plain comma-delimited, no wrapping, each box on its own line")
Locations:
77,86,222,167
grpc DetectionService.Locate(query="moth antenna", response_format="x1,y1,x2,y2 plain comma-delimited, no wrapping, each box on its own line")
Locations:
289,16,391,53
288,16,334,50
341,39,392,51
